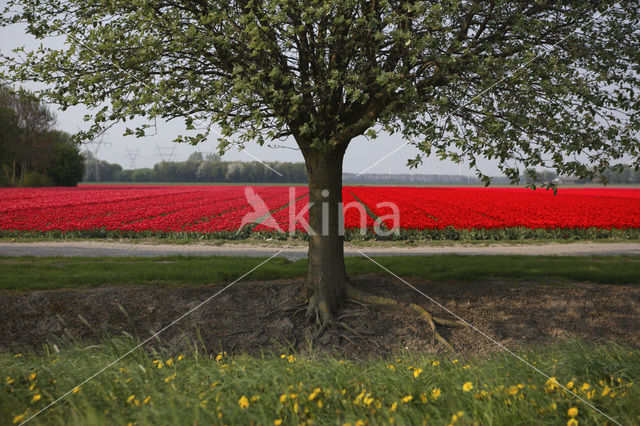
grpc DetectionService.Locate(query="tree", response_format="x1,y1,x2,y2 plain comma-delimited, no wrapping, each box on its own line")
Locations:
3,1,640,344
46,130,85,186
188,152,204,163
0,87,55,185
0,105,20,186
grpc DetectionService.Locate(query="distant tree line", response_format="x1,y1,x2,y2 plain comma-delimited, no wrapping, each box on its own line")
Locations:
0,87,84,187
84,151,640,185
525,167,640,185
83,151,308,183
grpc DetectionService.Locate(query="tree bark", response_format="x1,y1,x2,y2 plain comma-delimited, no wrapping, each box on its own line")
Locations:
302,146,349,323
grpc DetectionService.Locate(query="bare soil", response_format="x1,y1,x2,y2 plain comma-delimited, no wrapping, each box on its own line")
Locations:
1,276,638,358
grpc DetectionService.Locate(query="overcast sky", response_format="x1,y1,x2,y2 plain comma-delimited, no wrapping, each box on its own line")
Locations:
0,21,503,176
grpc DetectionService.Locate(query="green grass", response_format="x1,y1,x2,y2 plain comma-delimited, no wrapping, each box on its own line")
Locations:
2,235,639,247
1,339,637,425
3,226,640,241
1,255,639,291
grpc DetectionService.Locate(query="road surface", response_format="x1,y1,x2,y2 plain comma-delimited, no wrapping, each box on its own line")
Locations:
1,241,639,260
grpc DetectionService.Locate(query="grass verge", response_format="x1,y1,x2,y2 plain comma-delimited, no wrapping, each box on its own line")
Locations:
0,255,639,291
1,339,636,425
1,227,639,241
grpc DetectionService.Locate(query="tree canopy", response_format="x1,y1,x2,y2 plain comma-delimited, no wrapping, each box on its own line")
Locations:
2,0,639,185
0,87,84,186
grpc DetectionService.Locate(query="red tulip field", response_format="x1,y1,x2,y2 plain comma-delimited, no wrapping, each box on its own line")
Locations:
1,185,639,240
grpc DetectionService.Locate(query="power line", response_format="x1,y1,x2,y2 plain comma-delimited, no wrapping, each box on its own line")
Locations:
126,149,140,169
154,143,176,162
83,137,111,182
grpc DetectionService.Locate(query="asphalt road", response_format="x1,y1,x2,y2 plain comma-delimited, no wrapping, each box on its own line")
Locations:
1,241,639,261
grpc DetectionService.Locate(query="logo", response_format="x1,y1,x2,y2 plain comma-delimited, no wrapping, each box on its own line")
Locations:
237,187,283,233
238,186,399,236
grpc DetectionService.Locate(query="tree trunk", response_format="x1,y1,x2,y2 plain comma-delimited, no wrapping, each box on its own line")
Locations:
303,146,349,323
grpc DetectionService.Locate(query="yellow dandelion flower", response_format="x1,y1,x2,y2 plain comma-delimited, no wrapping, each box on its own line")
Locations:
413,368,422,378
602,386,611,396
363,395,374,406
508,386,519,395
238,395,249,409
165,358,173,367
308,387,321,401
29,373,36,381
580,383,590,392
431,361,440,367
462,364,470,369
216,354,224,362
279,394,287,403
127,395,135,404
475,390,489,400
274,420,282,426
462,382,473,392
318,400,323,407
567,419,578,426
31,394,41,403
287,355,295,363
12,413,26,424
164,374,176,383
14,354,22,358
431,388,442,400
6,377,15,385
293,402,299,413
387,364,395,371
143,396,151,404
177,355,184,361
567,407,578,417
390,402,397,412
452,359,458,363
355,421,365,426
586,390,595,399
420,394,427,403
72,387,81,394
156,361,164,369
402,395,413,403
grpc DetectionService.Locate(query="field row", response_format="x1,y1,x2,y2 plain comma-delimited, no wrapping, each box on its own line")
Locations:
0,185,639,238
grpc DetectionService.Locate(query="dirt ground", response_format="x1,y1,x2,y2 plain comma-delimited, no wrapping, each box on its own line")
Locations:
1,276,638,358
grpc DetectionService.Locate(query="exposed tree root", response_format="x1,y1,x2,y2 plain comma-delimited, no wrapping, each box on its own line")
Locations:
301,294,374,349
345,284,467,352
294,282,464,352
263,302,307,319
